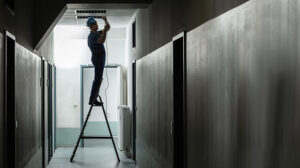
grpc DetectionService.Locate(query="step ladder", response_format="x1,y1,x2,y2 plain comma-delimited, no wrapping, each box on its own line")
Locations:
70,95,120,162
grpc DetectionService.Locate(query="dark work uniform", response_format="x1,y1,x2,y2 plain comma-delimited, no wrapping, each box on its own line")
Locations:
87,30,106,103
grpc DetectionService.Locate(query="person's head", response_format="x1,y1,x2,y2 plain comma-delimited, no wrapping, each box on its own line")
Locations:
87,17,98,31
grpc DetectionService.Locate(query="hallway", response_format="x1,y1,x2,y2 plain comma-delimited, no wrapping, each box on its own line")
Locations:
1,0,300,168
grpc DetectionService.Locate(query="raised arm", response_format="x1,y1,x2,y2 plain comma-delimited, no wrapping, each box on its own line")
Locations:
97,16,110,44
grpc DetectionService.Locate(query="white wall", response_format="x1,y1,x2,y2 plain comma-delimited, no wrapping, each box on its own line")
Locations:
54,26,127,128
83,67,122,122
37,30,54,63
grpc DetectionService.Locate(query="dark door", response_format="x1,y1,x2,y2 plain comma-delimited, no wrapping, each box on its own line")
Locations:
43,60,49,166
4,30,16,168
53,65,57,151
132,60,136,161
173,32,186,168
41,59,45,168
48,64,53,161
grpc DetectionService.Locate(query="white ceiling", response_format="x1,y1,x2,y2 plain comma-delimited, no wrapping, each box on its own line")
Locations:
57,8,137,28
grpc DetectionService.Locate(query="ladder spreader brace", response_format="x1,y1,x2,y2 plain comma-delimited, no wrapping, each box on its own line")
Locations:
70,95,120,162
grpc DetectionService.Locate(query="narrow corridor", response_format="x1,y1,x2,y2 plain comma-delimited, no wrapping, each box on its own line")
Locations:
1,0,300,168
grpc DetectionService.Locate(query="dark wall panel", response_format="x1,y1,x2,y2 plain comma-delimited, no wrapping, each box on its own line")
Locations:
186,0,300,168
44,61,49,165
15,43,42,168
127,0,249,63
0,0,34,50
0,32,4,168
136,42,173,168
0,0,4,29
15,0,34,50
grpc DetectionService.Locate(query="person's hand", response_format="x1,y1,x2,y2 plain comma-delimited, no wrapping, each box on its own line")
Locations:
102,16,107,22
104,23,110,32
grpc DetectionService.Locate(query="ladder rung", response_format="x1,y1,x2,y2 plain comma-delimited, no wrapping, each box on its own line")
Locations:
81,136,112,139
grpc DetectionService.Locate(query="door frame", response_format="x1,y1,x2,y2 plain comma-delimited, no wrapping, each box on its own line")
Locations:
48,63,53,161
79,64,120,147
41,58,45,168
172,31,187,168
4,30,16,168
53,65,57,150
132,60,137,161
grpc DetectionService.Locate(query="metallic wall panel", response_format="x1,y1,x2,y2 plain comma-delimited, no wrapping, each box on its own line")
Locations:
136,42,173,168
0,33,4,168
51,66,56,153
186,0,300,168
44,61,49,165
15,43,42,168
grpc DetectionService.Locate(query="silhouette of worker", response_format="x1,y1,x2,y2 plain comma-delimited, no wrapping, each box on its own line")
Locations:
87,16,110,106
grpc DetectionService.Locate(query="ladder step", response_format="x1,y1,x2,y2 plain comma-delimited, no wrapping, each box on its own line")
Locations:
81,136,112,139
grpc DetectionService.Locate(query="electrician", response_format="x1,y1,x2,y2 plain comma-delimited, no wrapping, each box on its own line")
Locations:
86,16,110,106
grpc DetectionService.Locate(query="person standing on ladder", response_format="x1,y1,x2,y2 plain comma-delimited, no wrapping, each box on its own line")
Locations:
87,16,110,106
71,17,119,161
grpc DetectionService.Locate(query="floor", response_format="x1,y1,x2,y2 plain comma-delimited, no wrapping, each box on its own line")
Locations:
48,139,136,168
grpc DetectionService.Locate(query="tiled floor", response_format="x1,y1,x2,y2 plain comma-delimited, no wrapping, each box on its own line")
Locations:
48,139,136,168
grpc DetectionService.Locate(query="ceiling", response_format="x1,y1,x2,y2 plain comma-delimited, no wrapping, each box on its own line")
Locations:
57,8,137,28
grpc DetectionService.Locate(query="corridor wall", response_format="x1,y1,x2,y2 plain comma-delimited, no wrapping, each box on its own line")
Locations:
15,43,42,168
37,31,54,63
0,33,4,168
136,42,173,168
186,0,300,167
126,0,250,159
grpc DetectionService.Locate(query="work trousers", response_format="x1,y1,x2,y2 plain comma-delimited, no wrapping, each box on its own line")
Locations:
89,53,106,103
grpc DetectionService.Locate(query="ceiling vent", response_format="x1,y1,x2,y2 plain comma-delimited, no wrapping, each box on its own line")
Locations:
76,16,104,19
75,10,106,14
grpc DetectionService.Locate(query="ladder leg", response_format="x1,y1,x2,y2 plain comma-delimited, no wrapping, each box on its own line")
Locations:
70,105,94,162
99,96,120,162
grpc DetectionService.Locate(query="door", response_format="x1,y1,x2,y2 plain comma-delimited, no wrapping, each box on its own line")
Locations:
43,60,49,166
132,60,136,161
41,59,45,168
48,64,53,160
53,65,57,151
4,30,16,168
173,32,186,168
80,65,122,146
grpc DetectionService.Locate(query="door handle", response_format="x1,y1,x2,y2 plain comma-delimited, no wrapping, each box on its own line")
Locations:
171,121,174,135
